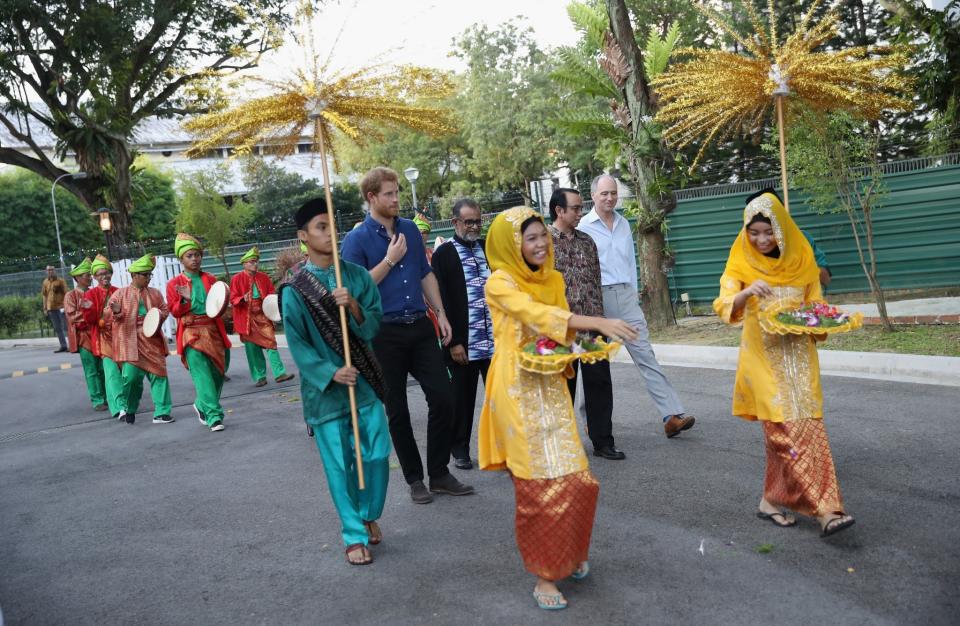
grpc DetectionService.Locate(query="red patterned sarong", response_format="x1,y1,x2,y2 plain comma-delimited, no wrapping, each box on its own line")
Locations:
180,313,227,375
511,470,599,580
241,300,278,350
763,419,844,517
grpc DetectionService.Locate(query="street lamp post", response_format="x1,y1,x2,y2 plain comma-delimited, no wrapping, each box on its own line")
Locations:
50,171,88,275
93,207,114,259
404,167,420,211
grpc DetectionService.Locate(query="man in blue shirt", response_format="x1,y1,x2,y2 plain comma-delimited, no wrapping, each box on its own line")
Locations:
342,167,474,504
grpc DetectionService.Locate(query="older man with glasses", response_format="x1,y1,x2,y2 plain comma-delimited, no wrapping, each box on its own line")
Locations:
431,198,495,470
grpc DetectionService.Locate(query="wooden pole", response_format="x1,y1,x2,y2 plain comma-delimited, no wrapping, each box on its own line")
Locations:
776,94,790,213
316,126,366,490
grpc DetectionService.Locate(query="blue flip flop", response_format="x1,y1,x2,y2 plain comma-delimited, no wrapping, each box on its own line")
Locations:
533,591,568,610
571,561,590,580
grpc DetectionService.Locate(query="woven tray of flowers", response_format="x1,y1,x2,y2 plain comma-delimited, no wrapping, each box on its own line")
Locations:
518,336,622,375
759,301,864,336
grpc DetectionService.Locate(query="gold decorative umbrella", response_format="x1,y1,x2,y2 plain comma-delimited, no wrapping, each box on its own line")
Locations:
186,37,455,488
652,0,912,210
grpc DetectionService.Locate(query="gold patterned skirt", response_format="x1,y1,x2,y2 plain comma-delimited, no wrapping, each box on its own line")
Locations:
511,470,599,581
763,419,844,517
241,302,278,350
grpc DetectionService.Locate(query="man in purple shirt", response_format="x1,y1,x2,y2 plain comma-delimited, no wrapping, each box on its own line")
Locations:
341,167,474,504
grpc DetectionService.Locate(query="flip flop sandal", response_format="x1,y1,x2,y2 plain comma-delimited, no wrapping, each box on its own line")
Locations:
571,561,590,580
820,516,855,538
345,543,373,565
364,521,382,545
757,510,798,527
533,591,567,610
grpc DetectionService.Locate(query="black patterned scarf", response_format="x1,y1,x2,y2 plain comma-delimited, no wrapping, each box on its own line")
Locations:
280,268,386,401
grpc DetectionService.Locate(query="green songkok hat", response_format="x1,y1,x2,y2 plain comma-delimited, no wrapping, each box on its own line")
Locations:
175,233,202,259
240,246,260,263
70,257,92,277
91,254,111,274
299,241,307,254
128,254,156,273
413,212,431,234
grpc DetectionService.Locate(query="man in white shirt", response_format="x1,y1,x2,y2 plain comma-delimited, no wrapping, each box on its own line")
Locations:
578,174,696,438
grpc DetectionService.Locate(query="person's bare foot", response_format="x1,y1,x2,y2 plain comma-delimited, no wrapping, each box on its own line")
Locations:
758,498,796,526
345,543,372,565
364,520,382,545
533,578,566,609
818,513,855,537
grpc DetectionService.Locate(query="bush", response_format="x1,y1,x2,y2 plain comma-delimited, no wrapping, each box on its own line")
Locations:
0,295,43,338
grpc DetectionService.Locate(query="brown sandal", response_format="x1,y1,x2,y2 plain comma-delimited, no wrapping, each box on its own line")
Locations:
363,520,382,545
345,543,372,565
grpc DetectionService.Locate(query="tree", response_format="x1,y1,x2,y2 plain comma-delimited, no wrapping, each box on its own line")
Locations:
175,167,254,277
452,21,561,204
0,169,103,263
0,0,311,244
781,109,896,331
130,163,178,241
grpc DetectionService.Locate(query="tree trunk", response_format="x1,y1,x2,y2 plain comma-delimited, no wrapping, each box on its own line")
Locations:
638,228,674,328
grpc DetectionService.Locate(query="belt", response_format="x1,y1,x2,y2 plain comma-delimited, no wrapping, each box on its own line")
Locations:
183,314,217,327
382,311,426,325
602,283,630,290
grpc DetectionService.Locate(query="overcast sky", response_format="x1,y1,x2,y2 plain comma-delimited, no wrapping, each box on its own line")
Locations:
254,0,581,77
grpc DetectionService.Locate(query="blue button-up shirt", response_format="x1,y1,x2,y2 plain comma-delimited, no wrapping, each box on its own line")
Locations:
341,215,432,317
577,208,638,288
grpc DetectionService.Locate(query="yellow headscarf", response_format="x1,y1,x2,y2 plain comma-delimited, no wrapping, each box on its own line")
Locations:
722,191,820,287
485,206,567,308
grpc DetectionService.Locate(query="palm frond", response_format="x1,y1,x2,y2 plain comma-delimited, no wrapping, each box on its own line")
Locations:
549,107,627,141
566,1,608,51
551,47,620,100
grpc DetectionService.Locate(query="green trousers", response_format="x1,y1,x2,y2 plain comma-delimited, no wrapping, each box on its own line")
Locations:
243,341,287,382
102,356,125,416
313,403,391,547
78,347,106,408
185,347,225,425
121,362,172,417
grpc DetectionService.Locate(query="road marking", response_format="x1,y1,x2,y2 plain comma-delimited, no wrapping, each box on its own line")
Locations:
37,366,49,373
61,363,71,369
12,371,24,377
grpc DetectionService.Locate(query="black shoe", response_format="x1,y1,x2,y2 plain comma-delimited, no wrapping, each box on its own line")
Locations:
152,415,175,424
410,480,433,504
593,446,626,460
454,457,474,470
124,413,135,424
54,347,68,353
307,425,315,438
429,473,475,496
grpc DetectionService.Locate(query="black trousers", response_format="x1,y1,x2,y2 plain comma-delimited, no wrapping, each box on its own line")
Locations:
373,317,453,484
449,358,489,460
567,359,615,450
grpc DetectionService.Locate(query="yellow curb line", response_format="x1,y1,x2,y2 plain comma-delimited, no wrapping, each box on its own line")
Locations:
61,363,71,369
37,367,48,373
12,371,24,377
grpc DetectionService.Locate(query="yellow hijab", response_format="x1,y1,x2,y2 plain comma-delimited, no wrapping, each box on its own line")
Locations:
485,206,568,308
722,191,820,287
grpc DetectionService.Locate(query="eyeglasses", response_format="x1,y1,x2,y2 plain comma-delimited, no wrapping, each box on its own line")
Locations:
134,272,153,278
457,218,482,227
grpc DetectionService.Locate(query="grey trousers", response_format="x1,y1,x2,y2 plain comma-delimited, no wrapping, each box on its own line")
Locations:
47,309,67,349
601,283,684,419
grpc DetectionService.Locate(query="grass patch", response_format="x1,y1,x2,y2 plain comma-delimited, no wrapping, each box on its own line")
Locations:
650,317,960,357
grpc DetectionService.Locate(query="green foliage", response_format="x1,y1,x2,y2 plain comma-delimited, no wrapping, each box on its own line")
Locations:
644,22,681,79
552,48,621,100
567,1,609,51
0,296,42,338
130,164,178,241
0,0,310,241
175,167,255,276
451,20,563,198
0,169,103,262
242,159,323,226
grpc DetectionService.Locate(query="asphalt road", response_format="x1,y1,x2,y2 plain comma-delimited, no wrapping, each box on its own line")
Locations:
1,346,958,625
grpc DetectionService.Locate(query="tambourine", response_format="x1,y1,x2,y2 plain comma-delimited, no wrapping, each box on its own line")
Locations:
143,307,161,337
205,281,229,318
262,293,281,323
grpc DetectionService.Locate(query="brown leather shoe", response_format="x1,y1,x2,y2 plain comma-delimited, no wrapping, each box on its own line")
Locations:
664,414,695,438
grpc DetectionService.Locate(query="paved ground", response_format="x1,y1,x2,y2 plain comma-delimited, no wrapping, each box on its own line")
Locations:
1,347,958,625
841,297,960,317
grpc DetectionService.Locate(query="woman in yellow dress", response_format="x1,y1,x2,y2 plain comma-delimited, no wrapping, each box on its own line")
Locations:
478,206,638,610
713,189,855,538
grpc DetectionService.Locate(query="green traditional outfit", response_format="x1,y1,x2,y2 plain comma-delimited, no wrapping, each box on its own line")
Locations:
281,259,391,548
166,234,232,429
232,246,291,384
84,254,124,416
65,258,106,409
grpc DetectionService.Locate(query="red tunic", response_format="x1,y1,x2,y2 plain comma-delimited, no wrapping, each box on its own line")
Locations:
82,285,118,359
165,272,232,373
229,270,276,338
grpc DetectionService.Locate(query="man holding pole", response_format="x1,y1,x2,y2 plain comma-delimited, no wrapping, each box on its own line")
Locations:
63,258,107,411
230,246,295,387
282,198,390,565
341,167,474,504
